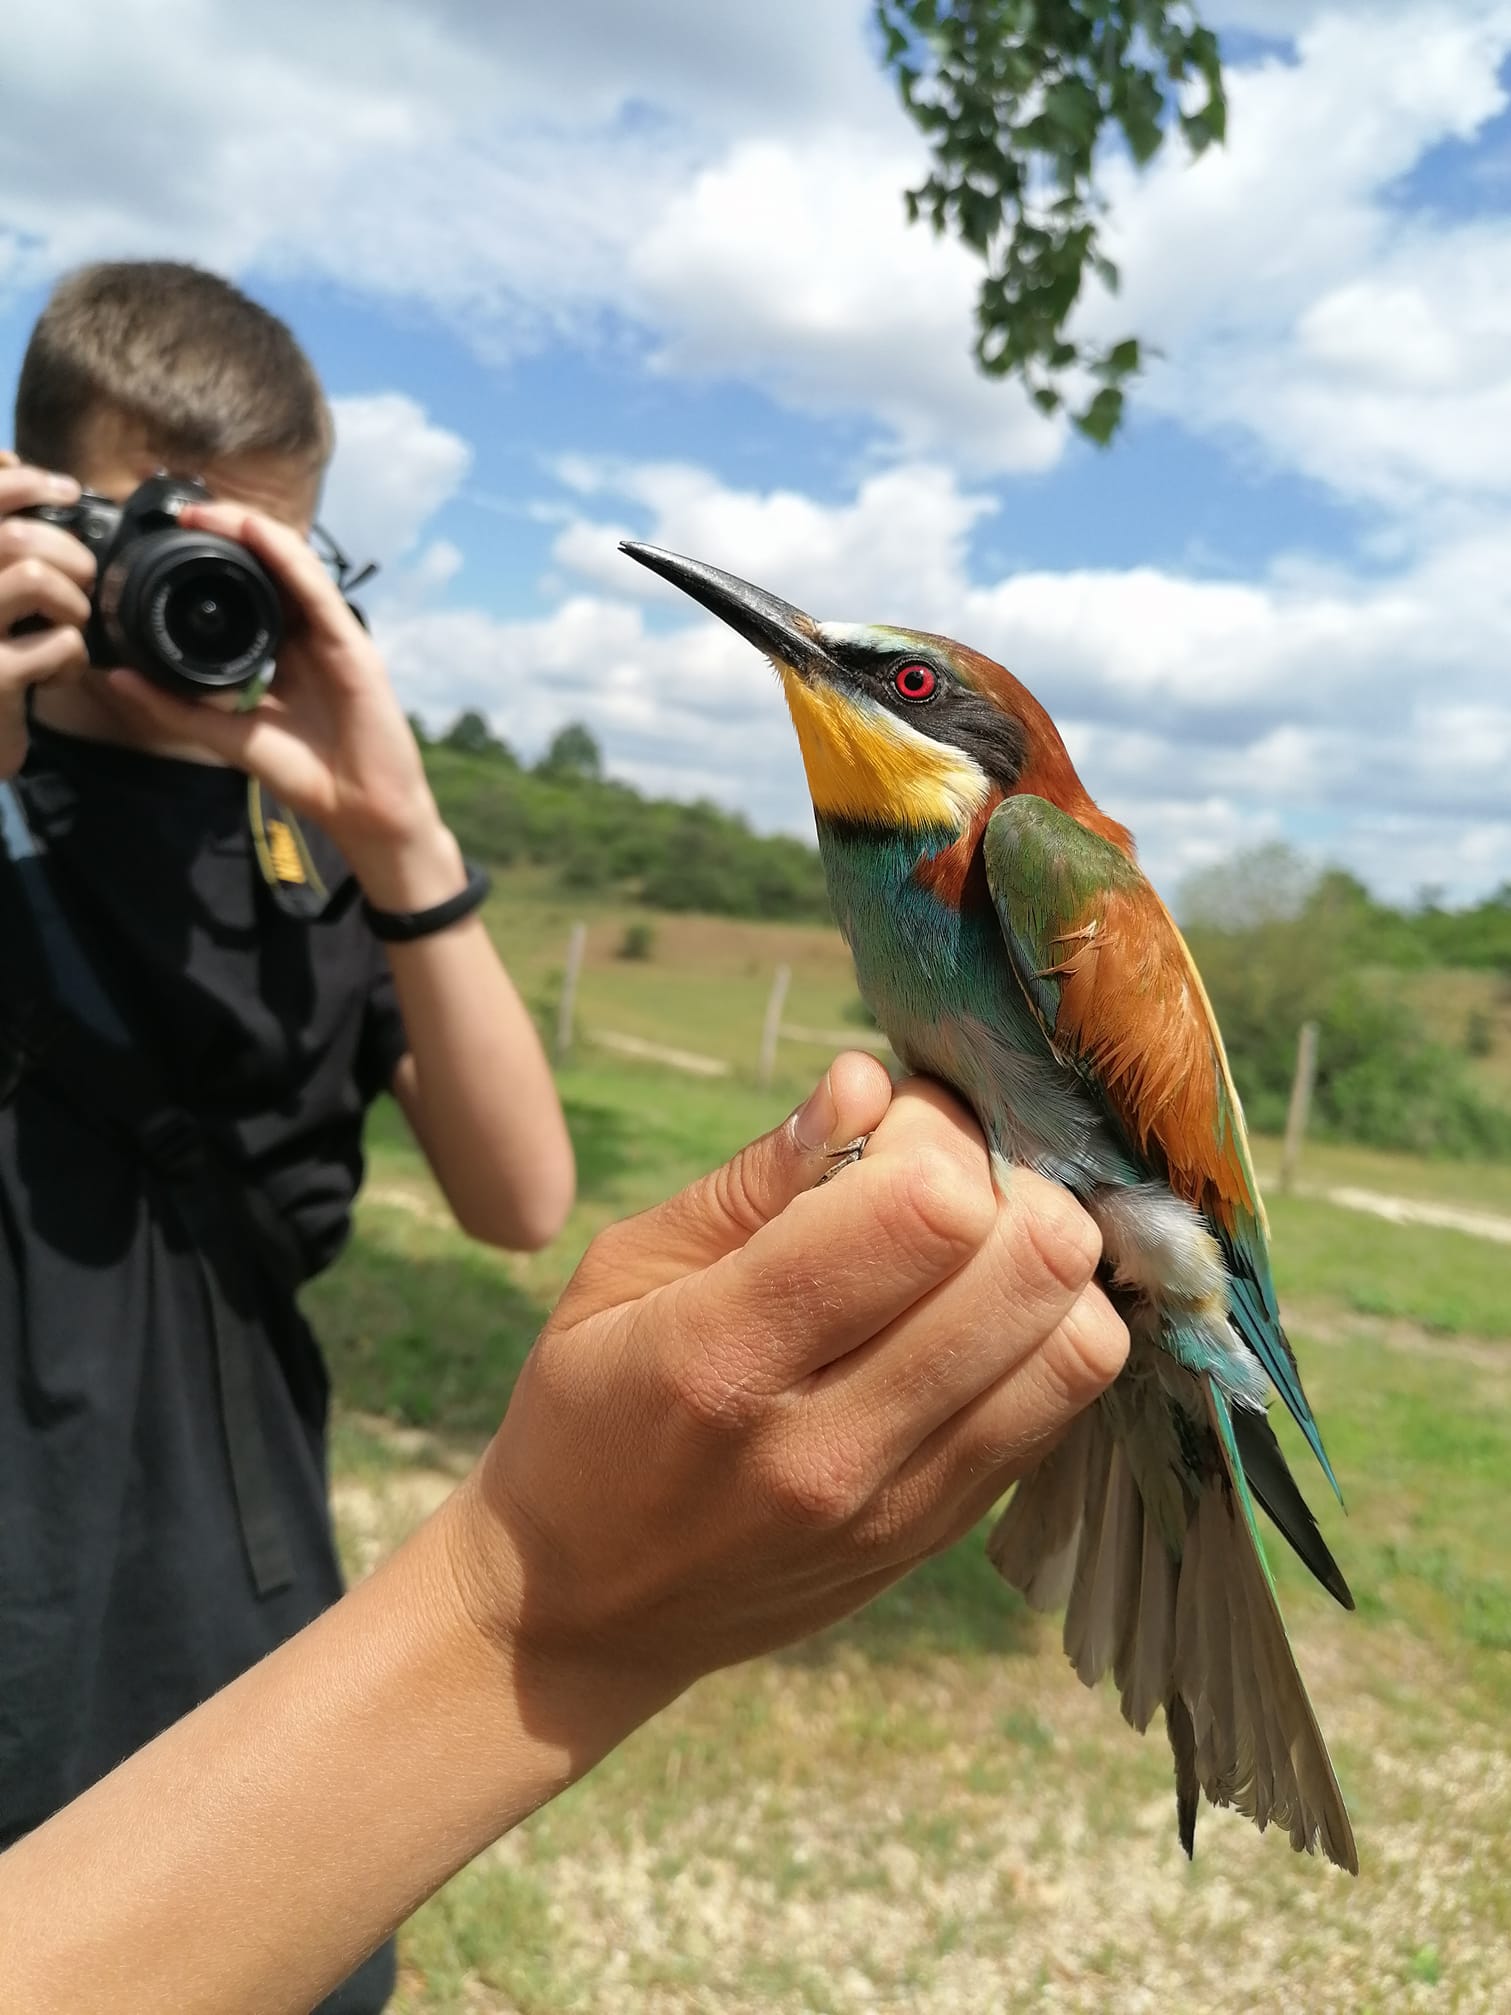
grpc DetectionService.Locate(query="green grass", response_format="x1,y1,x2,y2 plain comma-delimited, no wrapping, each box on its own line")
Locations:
1398,963,1511,1104
1267,1323,1511,1693
307,1060,795,1430
1267,1192,1509,1338
481,867,867,1089
1251,1129,1511,1215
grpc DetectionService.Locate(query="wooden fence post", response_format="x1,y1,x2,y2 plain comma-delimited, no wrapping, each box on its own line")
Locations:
555,921,587,1065
1279,1019,1319,1195
757,963,792,1089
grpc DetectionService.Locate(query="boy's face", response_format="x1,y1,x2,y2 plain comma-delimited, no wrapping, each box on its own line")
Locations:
29,405,326,749
73,406,323,533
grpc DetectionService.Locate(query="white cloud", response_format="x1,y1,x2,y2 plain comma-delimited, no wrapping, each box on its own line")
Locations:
0,0,881,352
0,1,700,352
1204,0,1483,29
0,0,1062,472
631,136,1066,474
322,394,472,566
1086,5,1511,516
552,457,995,619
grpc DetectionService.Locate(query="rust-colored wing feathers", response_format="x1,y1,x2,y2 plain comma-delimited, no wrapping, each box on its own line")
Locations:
982,795,1260,1237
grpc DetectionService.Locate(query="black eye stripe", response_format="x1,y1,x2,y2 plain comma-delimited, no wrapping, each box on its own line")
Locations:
828,642,1027,786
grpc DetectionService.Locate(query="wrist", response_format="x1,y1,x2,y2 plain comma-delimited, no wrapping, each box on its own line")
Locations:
343,808,466,913
441,1469,682,1773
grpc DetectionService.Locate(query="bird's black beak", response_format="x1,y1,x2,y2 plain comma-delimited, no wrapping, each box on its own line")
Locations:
619,541,836,683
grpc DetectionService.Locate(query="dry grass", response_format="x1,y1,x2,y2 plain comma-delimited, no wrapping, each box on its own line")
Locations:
326,1283,1511,2014
340,1453,1507,2015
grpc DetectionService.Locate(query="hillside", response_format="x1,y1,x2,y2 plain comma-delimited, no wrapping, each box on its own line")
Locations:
420,731,830,922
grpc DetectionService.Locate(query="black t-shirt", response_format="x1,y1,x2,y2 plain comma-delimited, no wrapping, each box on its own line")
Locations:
0,726,409,1859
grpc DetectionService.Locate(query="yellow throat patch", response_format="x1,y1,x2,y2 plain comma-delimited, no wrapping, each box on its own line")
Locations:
777,667,990,829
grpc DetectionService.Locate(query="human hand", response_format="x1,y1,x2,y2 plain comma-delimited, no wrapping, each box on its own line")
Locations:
451,1054,1129,1745
0,454,95,778
101,499,461,909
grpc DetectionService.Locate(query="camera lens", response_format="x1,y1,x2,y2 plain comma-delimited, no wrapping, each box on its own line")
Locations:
107,532,281,694
161,569,261,664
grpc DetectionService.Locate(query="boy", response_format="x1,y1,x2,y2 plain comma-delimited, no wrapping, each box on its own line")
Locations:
0,261,574,2013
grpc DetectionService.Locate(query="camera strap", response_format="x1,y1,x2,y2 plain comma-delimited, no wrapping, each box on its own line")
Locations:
247,778,332,921
0,778,298,1599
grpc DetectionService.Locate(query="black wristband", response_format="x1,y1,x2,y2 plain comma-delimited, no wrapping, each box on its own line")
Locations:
362,861,492,942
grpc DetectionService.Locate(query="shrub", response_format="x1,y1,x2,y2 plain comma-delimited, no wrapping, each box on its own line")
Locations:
1180,844,1511,1158
616,922,656,961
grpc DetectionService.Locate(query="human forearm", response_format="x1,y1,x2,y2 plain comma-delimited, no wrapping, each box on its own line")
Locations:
0,1477,650,2015
343,812,575,1250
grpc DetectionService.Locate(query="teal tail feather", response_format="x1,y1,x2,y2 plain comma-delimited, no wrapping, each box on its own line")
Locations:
1226,1266,1345,1506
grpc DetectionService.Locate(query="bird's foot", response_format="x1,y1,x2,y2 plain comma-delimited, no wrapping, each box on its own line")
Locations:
817,1134,871,1184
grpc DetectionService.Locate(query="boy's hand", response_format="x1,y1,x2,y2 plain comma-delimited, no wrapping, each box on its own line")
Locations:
102,499,462,909
0,455,95,779
453,1061,1129,1735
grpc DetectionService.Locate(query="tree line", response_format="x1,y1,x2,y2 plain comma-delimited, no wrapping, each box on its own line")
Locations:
416,714,831,920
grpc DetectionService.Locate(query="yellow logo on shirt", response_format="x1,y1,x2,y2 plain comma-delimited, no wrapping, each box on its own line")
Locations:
266,820,306,885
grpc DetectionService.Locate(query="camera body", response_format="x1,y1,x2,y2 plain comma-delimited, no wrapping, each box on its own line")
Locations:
21,474,282,700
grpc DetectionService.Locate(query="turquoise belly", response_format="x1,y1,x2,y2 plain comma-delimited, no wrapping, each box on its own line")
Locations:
817,822,1134,1193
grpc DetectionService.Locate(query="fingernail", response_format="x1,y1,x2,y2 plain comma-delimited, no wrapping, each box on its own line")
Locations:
791,1071,838,1153
45,472,80,500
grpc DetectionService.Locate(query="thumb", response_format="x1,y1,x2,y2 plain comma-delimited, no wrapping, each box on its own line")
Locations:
562,1051,894,1317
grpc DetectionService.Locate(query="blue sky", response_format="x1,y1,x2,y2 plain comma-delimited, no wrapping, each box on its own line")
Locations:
3,0,1509,905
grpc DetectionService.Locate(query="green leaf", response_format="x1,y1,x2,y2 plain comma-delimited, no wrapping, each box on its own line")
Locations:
1042,76,1101,150
1091,249,1121,292
1104,336,1141,375
960,185,1003,249
1075,385,1124,444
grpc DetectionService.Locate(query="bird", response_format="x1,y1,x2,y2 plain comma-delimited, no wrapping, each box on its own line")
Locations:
620,538,1358,1874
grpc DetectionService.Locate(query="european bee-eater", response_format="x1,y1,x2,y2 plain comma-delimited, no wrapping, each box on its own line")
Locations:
622,540,1357,1874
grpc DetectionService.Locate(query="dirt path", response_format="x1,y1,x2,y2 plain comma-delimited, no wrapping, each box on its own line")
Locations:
1295,1181,1511,1244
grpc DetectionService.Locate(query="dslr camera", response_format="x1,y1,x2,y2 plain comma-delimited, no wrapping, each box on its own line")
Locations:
20,473,281,699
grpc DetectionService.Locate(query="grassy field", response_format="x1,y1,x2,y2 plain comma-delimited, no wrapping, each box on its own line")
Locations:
305,885,1511,2014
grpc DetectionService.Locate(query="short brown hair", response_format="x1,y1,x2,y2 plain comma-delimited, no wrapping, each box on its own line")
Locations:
14,261,333,475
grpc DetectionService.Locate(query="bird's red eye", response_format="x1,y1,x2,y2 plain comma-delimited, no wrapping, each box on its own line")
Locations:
894,663,936,702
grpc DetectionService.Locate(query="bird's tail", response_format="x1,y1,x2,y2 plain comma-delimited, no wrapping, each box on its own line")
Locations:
986,1381,1357,1872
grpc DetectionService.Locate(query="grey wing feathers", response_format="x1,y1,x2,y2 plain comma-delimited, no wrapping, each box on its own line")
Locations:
987,1379,1358,1872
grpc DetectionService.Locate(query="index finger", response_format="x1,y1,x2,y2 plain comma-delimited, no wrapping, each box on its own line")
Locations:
643,1077,1000,1397
0,461,82,515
